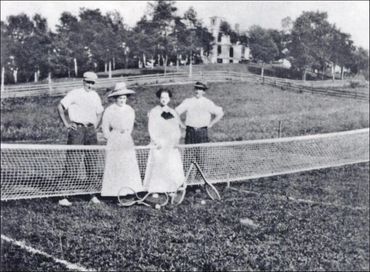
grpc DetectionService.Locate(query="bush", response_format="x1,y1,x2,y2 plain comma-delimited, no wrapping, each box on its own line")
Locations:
349,81,361,88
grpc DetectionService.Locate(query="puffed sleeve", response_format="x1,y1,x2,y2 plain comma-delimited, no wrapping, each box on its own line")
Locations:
127,106,135,134
148,107,161,145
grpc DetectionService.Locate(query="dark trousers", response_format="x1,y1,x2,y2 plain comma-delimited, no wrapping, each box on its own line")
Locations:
61,125,99,189
185,126,209,180
185,126,209,144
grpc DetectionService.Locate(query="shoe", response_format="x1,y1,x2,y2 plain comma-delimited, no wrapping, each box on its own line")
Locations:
90,196,101,204
152,193,159,199
59,198,72,207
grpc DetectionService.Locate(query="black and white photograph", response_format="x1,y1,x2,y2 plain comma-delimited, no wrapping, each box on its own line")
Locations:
1,0,369,271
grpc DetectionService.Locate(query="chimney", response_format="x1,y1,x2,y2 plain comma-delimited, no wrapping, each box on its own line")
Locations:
235,23,240,34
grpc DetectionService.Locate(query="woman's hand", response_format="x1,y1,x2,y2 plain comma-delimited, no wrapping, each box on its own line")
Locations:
66,122,77,130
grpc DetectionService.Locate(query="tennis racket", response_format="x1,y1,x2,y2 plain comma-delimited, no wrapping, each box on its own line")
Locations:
146,193,170,207
118,187,170,208
117,186,151,207
193,161,221,201
171,163,195,205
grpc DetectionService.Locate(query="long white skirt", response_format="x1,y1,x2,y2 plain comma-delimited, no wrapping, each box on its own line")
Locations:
143,147,185,193
101,131,144,196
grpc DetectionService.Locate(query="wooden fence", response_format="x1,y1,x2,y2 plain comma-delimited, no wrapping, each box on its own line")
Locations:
1,71,368,101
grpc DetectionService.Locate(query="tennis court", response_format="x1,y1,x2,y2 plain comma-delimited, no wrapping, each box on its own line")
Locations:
1,161,369,271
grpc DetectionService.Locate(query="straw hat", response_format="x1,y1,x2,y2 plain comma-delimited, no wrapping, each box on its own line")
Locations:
108,82,135,97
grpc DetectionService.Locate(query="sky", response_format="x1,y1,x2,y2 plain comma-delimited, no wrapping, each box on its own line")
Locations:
1,1,369,49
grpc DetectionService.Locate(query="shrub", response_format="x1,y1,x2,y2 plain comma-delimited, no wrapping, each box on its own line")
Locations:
349,81,361,88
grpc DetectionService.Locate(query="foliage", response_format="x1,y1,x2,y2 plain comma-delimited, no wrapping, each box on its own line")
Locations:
248,25,280,69
1,13,53,83
287,11,363,81
0,2,366,84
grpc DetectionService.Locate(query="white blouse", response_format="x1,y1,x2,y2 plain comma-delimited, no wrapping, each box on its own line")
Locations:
102,104,135,139
148,105,181,148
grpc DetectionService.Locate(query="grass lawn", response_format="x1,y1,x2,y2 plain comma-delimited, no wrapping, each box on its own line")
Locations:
1,80,369,271
1,163,368,271
1,81,368,145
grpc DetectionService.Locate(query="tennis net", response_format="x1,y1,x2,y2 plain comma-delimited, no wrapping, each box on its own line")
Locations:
1,128,369,200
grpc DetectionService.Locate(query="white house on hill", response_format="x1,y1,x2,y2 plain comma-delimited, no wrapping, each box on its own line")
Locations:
203,16,250,64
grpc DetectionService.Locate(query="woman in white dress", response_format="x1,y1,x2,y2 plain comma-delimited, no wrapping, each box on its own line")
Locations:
144,88,185,194
101,82,143,197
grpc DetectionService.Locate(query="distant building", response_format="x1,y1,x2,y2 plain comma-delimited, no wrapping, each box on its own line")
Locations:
203,16,250,64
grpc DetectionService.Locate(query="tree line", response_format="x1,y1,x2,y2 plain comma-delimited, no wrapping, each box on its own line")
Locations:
1,0,368,84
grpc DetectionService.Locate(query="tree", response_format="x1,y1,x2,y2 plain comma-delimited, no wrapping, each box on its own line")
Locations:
327,27,354,79
2,13,52,82
288,11,342,81
129,15,159,68
248,25,279,77
148,0,178,71
348,47,369,80
54,12,82,77
267,29,285,60
220,21,238,44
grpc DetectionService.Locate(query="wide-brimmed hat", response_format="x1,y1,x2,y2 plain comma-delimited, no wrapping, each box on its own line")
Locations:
83,71,98,83
108,82,135,97
194,81,208,90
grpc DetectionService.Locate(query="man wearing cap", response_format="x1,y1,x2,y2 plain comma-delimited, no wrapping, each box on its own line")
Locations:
57,71,104,206
176,81,224,144
176,82,224,174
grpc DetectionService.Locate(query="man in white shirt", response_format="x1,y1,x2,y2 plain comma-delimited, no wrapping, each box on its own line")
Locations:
57,71,104,206
176,82,224,174
176,81,224,144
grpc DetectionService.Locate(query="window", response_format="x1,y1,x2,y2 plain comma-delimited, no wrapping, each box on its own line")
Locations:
217,45,222,55
218,33,222,42
229,47,234,57
230,59,233,63
217,58,223,63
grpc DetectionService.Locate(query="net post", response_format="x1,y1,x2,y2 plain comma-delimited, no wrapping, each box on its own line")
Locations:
278,121,283,138
226,173,231,188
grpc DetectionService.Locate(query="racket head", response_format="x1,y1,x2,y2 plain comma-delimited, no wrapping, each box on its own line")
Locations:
146,193,169,207
205,182,221,201
171,185,187,205
117,186,139,207
158,193,169,207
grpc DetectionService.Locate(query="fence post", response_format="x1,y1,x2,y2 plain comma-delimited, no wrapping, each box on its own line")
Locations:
1,67,4,92
74,58,78,77
48,72,52,95
108,61,112,79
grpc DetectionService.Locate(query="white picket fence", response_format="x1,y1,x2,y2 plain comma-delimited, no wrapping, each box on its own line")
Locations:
1,71,368,101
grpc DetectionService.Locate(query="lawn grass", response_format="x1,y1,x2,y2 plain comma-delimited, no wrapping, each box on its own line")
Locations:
1,163,368,271
1,81,368,144
1,80,369,271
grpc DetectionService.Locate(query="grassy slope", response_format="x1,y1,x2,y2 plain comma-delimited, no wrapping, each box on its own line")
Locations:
1,81,369,144
1,163,369,271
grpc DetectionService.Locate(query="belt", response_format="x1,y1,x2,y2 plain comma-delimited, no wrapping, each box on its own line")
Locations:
74,122,94,128
186,126,208,130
